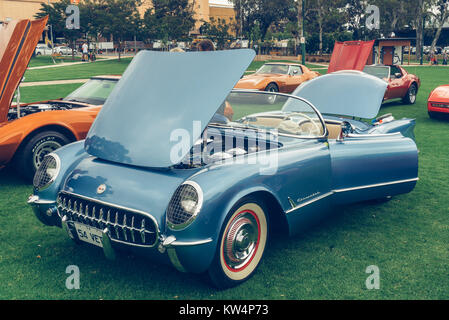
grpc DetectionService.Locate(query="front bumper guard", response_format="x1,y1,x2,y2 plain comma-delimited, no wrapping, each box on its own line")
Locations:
30,194,213,273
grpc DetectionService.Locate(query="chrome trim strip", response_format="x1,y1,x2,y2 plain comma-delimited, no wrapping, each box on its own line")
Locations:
333,177,419,193
170,238,213,247
286,178,419,214
286,192,334,214
167,248,187,273
101,228,116,260
347,132,402,139
27,195,56,205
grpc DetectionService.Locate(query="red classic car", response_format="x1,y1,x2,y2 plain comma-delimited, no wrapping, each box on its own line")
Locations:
427,85,449,118
328,40,420,105
363,65,421,104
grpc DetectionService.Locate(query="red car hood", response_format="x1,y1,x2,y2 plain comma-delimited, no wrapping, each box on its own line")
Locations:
0,16,48,123
328,40,374,73
429,85,449,104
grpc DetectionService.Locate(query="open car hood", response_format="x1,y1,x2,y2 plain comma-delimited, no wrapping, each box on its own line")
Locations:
85,49,256,168
0,17,48,123
328,40,374,73
292,70,387,119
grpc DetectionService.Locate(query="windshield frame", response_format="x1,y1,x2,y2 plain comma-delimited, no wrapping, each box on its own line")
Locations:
210,89,329,140
255,63,289,75
64,78,119,105
363,65,391,81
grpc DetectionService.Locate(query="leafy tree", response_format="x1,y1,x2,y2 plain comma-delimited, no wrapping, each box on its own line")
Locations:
428,0,449,54
94,0,142,60
143,0,196,44
200,18,233,50
231,0,297,41
34,0,84,58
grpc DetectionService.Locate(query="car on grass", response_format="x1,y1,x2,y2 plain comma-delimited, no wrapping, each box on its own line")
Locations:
35,44,54,56
427,85,449,118
29,50,419,289
363,65,420,104
54,46,77,55
234,62,320,94
0,15,119,180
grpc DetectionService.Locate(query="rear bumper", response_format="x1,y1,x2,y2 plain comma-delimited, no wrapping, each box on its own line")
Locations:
428,104,449,114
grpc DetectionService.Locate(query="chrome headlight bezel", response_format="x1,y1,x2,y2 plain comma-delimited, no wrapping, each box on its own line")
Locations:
33,153,61,191
166,181,203,231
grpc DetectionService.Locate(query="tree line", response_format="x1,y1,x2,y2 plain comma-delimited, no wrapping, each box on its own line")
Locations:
35,0,449,60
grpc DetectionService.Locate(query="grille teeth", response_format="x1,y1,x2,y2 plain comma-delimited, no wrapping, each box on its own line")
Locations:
166,184,199,228
56,192,157,247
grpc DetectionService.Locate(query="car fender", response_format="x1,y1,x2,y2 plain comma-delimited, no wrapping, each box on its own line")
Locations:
171,165,283,274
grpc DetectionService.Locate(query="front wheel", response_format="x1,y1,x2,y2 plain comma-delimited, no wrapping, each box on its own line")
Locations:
265,83,279,105
403,84,417,104
14,130,71,181
208,197,268,289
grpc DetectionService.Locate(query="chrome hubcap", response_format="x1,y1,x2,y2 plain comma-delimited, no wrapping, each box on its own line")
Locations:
224,212,259,270
33,141,61,169
409,87,416,102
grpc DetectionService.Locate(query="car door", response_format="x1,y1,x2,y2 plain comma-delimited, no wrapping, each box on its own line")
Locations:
328,132,418,205
285,65,305,93
387,65,408,99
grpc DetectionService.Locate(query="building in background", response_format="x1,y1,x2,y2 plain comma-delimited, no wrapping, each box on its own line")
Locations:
0,0,58,23
0,0,236,35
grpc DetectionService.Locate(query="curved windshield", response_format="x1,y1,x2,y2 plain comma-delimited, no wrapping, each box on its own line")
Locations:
64,79,118,105
211,91,325,138
256,64,289,75
363,65,390,81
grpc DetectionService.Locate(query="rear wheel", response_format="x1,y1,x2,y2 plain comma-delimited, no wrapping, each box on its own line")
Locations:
14,130,71,181
208,197,268,289
403,84,417,104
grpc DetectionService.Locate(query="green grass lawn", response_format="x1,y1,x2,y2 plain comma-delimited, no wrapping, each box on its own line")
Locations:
28,56,85,68
23,57,132,83
0,63,448,299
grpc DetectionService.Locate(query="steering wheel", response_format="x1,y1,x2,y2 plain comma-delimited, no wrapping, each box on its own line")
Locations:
276,112,322,136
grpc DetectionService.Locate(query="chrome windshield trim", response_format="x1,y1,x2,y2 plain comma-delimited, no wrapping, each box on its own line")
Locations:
228,89,329,140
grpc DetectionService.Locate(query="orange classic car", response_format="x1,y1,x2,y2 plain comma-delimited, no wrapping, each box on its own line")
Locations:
0,17,119,179
234,62,320,93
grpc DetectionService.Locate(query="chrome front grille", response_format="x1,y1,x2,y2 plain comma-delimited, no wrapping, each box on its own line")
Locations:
57,192,158,247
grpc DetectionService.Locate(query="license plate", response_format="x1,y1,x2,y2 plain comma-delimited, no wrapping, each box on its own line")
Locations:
74,222,103,248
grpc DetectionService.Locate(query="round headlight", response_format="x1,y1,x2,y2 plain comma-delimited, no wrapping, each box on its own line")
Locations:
166,181,203,230
33,153,60,190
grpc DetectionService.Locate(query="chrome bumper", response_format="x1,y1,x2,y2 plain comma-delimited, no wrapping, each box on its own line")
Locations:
30,194,213,273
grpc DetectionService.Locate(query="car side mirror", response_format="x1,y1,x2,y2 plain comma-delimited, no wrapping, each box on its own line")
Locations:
395,73,402,79
337,121,353,142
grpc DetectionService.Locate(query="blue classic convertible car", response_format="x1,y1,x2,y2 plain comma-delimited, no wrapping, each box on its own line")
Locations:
29,50,418,288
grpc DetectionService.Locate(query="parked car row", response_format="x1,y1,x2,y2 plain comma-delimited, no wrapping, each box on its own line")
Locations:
35,43,78,56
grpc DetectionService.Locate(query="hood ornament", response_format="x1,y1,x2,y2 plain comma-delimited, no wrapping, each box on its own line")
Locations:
96,184,107,194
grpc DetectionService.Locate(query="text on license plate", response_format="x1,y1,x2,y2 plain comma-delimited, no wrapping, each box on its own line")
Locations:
74,222,103,248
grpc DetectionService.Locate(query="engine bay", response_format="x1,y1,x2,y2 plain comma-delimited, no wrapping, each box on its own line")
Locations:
175,125,283,169
7,101,82,121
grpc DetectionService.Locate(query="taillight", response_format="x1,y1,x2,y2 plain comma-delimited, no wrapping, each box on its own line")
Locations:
431,103,449,108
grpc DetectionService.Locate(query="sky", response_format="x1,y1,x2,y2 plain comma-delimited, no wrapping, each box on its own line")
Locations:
209,0,234,7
